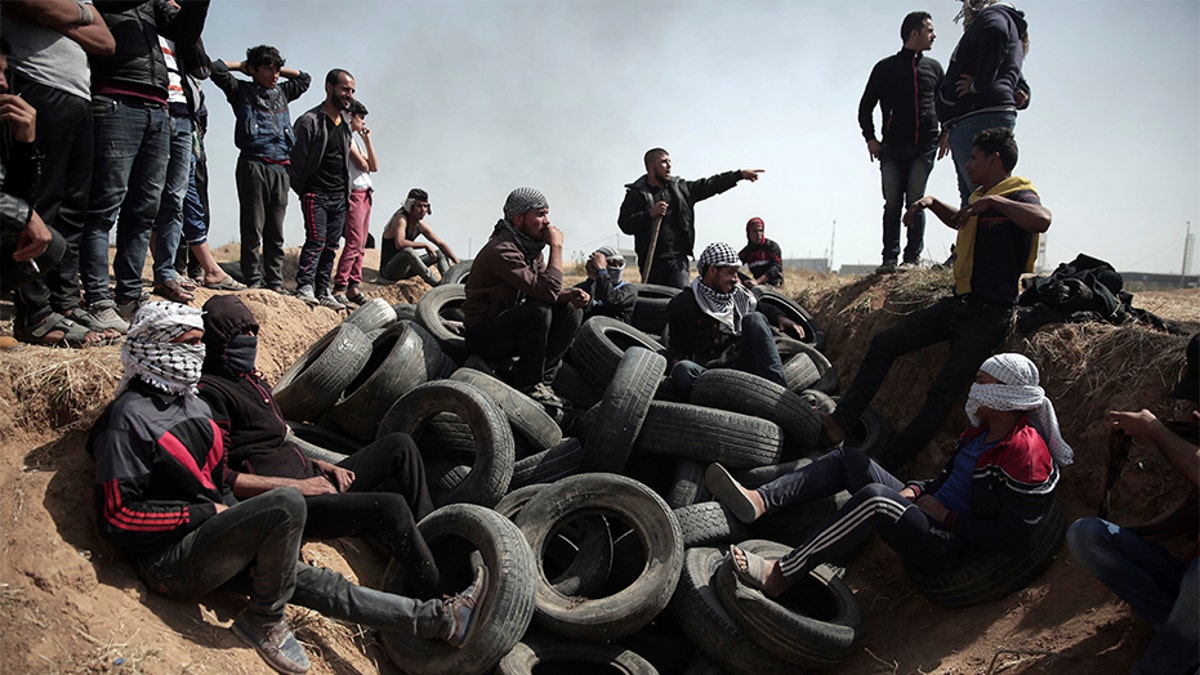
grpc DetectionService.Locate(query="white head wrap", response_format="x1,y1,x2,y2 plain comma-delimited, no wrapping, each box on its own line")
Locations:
118,302,206,398
965,353,1073,466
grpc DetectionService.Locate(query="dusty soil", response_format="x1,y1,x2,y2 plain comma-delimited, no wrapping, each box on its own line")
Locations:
0,250,1195,674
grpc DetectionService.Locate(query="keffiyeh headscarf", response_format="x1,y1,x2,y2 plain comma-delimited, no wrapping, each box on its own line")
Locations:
965,353,1074,466
118,301,206,398
403,187,430,215
693,242,756,336
596,246,626,285
496,187,550,265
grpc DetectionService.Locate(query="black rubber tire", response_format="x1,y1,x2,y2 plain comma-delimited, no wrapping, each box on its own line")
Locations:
582,347,665,473
831,397,891,457
569,316,665,389
674,501,750,548
634,402,784,469
413,412,479,462
798,389,837,414
498,486,615,599
568,404,598,441
552,361,603,409
781,351,821,392
427,459,472,493
415,283,468,356
514,472,684,640
380,503,537,675
341,297,397,333
391,302,417,321
630,295,671,336
670,546,797,675
630,283,682,300
715,539,864,668
440,258,473,285
665,459,708,509
407,321,458,379
690,368,822,451
273,323,373,423
450,367,563,450
329,321,441,441
510,437,584,490
284,421,361,455
752,286,825,351
496,637,658,675
906,497,1067,608
285,427,350,465
377,380,514,507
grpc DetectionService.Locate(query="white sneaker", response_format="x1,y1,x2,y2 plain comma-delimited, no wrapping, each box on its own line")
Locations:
318,294,345,310
295,285,318,305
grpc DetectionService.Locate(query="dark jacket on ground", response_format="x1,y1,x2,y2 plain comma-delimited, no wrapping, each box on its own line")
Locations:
575,274,637,323
936,4,1030,125
462,224,563,327
665,288,784,366
739,238,784,286
288,105,351,198
858,48,944,146
906,415,1057,553
209,60,310,163
88,379,234,557
618,171,741,266
89,0,209,98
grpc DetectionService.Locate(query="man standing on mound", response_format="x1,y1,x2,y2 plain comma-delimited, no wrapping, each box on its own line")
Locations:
88,302,486,674
618,147,763,289
708,353,1069,599
462,187,589,407
822,127,1051,472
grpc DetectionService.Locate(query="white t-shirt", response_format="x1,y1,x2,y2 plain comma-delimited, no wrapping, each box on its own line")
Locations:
348,136,373,191
1,8,91,100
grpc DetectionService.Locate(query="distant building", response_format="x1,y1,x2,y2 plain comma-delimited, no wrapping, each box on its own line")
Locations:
782,258,832,273
1119,271,1200,291
838,263,877,276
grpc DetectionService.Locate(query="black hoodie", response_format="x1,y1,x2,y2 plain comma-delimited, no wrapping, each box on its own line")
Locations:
936,4,1031,125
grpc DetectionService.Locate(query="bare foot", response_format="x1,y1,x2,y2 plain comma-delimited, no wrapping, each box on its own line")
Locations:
706,463,766,523
730,545,789,597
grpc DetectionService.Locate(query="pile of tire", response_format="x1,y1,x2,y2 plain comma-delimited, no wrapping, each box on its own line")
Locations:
269,290,883,674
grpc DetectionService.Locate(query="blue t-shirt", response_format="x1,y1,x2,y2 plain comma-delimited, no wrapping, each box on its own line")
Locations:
932,432,1000,514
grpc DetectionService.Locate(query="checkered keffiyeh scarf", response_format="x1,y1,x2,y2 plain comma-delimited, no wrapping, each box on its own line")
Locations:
965,353,1074,466
692,243,755,336
118,301,206,398
503,187,548,220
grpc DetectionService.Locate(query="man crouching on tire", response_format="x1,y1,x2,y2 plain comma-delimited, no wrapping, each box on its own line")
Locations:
706,353,1070,598
89,302,487,675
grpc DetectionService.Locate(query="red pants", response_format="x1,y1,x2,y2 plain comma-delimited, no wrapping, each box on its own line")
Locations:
334,188,372,289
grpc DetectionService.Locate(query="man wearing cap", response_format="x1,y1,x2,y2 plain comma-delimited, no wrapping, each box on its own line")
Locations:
462,187,589,404
738,217,784,288
88,301,487,675
1068,335,1199,675
574,246,637,323
379,187,459,284
710,353,1067,599
664,242,790,396
618,147,763,289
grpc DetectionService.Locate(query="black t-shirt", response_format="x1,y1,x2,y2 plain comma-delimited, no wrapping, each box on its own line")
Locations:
968,189,1039,304
650,185,681,259
306,114,349,195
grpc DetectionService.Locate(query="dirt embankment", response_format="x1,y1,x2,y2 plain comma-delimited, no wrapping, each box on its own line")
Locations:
1,253,1196,674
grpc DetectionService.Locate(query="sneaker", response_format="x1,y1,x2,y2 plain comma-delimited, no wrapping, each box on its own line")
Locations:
874,261,898,275
318,294,345,310
331,292,352,306
231,617,310,674
80,300,130,335
443,566,488,649
115,297,142,322
295,284,318,305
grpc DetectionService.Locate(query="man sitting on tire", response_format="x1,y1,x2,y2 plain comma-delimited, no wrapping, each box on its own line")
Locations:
196,295,441,595
707,353,1070,599
574,246,637,324
1068,335,1199,675
665,242,804,396
462,187,589,406
89,302,487,675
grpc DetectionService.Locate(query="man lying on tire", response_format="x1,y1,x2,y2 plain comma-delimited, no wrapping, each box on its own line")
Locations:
706,353,1071,598
1068,334,1199,675
89,302,486,675
665,241,806,396
461,187,589,408
196,294,442,594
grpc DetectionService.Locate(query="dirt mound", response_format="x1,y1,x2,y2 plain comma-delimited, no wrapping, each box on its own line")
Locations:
0,256,1194,674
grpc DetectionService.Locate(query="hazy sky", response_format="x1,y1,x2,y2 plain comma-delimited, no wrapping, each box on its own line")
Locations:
196,0,1200,275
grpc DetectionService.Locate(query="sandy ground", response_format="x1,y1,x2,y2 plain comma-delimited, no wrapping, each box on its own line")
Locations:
0,249,1195,674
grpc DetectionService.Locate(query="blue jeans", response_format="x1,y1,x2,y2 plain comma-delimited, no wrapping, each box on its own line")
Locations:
1068,518,1199,675
946,110,1017,206
152,113,193,284
880,141,937,264
81,95,171,305
296,191,346,295
181,152,207,246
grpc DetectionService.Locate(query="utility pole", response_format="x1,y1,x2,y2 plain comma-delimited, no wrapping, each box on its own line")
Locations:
1182,221,1193,289
1036,235,1047,274
828,218,836,273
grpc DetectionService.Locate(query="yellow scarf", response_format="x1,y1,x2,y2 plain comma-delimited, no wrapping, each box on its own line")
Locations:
953,176,1040,296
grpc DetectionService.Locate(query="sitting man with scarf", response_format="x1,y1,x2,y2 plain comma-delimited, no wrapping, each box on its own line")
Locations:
574,246,637,324
707,353,1070,599
822,126,1050,472
462,187,589,406
664,242,792,396
196,294,440,595
89,302,486,675
738,217,784,288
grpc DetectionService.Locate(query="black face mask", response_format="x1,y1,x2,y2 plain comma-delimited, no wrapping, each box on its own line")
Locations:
224,335,258,374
